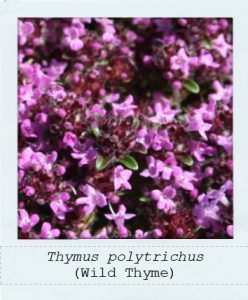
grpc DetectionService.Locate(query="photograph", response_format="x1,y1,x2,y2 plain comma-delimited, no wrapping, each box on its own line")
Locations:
18,17,233,239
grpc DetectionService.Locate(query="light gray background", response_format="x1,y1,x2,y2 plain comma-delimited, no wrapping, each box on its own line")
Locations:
1,0,248,299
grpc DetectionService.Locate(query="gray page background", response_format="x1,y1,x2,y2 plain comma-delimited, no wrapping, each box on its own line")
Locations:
1,0,248,299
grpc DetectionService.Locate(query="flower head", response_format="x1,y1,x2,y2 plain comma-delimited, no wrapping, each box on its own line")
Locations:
140,156,164,178
76,184,107,214
18,209,39,233
71,140,97,167
112,95,137,118
150,186,176,214
149,99,180,125
105,204,135,228
170,48,198,76
185,113,212,140
173,166,196,191
112,165,132,191
19,21,34,45
208,80,232,103
40,222,60,239
212,34,232,58
63,26,84,51
50,192,70,220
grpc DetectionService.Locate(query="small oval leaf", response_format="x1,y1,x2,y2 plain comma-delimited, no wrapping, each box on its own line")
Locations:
139,196,150,202
202,38,212,50
118,155,139,171
95,155,111,171
183,80,200,94
91,127,101,138
132,117,140,129
181,154,194,166
99,60,109,66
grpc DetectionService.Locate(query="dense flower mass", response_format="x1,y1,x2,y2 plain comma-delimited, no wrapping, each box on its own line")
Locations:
18,18,233,239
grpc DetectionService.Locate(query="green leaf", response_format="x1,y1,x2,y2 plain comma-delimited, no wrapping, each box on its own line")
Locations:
202,38,212,50
139,196,150,203
95,155,111,171
91,127,101,138
117,191,125,196
183,80,200,94
181,154,194,166
177,115,185,122
118,155,139,171
99,60,109,66
132,117,140,129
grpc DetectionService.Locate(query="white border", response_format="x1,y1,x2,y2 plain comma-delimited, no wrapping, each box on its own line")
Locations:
1,1,248,299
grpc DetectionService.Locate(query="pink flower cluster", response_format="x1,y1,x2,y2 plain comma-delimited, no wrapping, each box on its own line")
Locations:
18,18,233,239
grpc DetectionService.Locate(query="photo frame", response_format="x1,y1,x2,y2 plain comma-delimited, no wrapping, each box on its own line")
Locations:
1,0,248,299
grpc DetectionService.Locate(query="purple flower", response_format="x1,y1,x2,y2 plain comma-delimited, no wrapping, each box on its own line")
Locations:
55,165,66,176
199,50,220,68
95,228,108,239
150,186,176,214
153,228,163,238
112,95,137,118
137,128,173,153
97,18,117,42
170,48,198,76
208,80,232,103
173,166,196,191
32,151,57,174
193,194,220,228
227,225,233,237
33,64,53,92
194,181,232,229
19,147,34,170
29,152,46,172
152,129,173,151
207,180,233,207
105,204,135,228
135,229,145,239
140,156,164,178
63,132,78,148
18,147,57,174
63,26,84,51
212,33,232,58
102,26,116,42
80,230,92,238
185,113,212,140
47,85,66,102
136,128,156,150
215,134,232,155
50,192,70,220
161,154,177,180
40,222,60,239
195,99,216,121
35,113,48,124
23,186,35,196
19,84,37,107
149,99,180,124
19,21,34,45
112,165,132,191
190,141,215,162
76,184,107,214
86,104,106,119
44,152,58,173
71,140,97,167
18,209,39,233
45,59,68,80
20,119,37,138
